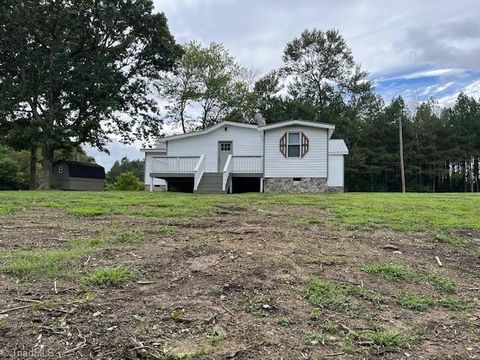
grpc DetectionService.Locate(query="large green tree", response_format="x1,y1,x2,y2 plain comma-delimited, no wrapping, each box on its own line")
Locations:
281,29,374,124
158,41,254,133
0,0,181,188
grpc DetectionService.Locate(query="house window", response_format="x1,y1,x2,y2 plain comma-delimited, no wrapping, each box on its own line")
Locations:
58,165,63,174
220,143,231,151
279,132,309,158
287,132,300,158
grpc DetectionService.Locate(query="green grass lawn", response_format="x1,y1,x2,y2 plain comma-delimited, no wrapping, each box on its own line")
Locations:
1,190,479,358
0,191,479,232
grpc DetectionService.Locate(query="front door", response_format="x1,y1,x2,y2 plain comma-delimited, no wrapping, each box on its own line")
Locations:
218,141,233,172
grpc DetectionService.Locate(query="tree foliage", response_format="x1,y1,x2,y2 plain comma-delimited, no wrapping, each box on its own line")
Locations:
158,41,255,133
111,171,143,191
0,0,181,188
107,157,144,184
253,29,480,192
0,145,30,190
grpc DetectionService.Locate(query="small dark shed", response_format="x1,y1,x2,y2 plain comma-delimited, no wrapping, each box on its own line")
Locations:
52,161,105,191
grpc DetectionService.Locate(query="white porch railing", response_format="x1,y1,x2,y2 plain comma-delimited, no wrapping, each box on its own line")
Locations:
194,155,206,191
232,156,263,173
222,154,233,192
151,156,200,173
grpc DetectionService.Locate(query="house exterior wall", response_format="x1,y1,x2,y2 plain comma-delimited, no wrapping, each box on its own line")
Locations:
327,154,345,188
263,126,328,178
66,178,105,191
144,151,167,190
166,125,263,172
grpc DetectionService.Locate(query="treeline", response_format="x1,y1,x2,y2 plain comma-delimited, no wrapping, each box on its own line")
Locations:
162,29,480,192
341,95,480,192
1,0,478,192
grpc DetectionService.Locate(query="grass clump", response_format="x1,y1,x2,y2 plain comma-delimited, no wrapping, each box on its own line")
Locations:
164,344,215,360
4,247,87,278
396,291,432,311
71,237,105,248
358,329,410,349
293,218,320,227
171,309,185,322
362,263,413,280
304,332,326,346
277,316,294,327
421,274,455,292
323,320,339,333
68,206,109,217
345,284,386,304
112,230,146,244
147,225,178,236
304,278,351,312
86,267,134,287
434,233,466,245
363,262,455,292
31,300,58,312
437,296,471,311
0,204,16,216
2,235,103,279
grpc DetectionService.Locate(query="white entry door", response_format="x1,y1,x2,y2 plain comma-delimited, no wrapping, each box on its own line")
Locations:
218,141,233,172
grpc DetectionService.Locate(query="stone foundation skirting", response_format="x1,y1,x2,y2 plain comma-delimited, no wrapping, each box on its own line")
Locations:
263,177,333,193
144,184,167,192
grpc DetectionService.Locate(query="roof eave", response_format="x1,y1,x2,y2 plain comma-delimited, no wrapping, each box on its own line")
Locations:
258,120,336,132
159,121,258,142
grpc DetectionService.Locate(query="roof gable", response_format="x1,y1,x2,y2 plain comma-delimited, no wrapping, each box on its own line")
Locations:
157,121,258,143
259,120,335,132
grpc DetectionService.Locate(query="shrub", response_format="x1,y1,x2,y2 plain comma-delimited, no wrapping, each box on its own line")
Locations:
112,172,143,191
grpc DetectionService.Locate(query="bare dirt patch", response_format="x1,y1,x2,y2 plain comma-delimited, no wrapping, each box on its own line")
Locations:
0,203,479,359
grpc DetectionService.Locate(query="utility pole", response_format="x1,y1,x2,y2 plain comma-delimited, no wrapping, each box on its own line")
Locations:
399,115,406,193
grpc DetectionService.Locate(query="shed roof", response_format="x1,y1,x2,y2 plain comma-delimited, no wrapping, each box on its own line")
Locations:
53,161,105,179
329,139,349,155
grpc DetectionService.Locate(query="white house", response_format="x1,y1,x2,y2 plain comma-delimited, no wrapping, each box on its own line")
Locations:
142,120,348,193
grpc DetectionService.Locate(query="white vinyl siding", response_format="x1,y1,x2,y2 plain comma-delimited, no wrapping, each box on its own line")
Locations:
264,126,328,178
166,125,263,172
327,154,344,187
144,152,167,186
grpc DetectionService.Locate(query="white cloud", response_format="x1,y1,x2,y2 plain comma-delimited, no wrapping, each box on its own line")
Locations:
437,79,480,107
154,0,479,74
434,81,455,93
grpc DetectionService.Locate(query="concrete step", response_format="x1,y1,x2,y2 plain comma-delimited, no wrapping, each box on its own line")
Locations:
195,172,227,193
195,190,225,194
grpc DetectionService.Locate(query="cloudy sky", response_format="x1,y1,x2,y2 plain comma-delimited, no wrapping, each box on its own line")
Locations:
86,0,480,169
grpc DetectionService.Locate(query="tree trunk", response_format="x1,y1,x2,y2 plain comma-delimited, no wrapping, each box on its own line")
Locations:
473,156,480,192
180,100,186,134
41,145,54,190
29,146,37,190
470,158,474,192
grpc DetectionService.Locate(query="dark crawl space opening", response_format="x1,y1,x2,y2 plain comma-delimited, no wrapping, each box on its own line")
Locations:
232,177,261,193
167,178,194,193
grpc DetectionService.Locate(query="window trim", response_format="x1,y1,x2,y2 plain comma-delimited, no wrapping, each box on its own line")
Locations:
287,131,301,158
